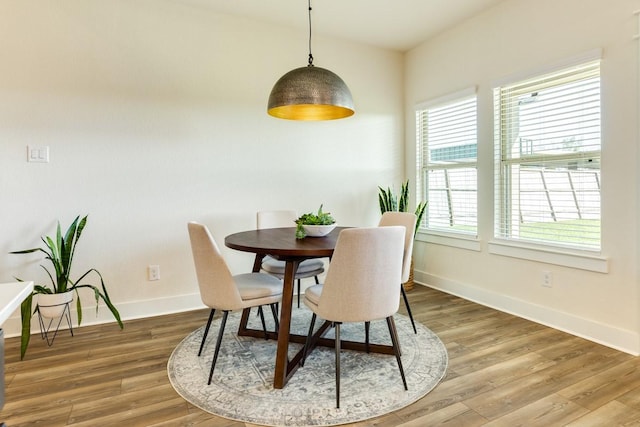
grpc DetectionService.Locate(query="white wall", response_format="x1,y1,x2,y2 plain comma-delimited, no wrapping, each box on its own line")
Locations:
0,1,405,335
406,0,640,354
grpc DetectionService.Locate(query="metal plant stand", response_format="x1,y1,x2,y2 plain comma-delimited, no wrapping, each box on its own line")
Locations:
37,301,74,346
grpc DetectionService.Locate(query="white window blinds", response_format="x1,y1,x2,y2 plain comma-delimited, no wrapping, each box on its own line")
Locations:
417,92,477,234
494,60,601,249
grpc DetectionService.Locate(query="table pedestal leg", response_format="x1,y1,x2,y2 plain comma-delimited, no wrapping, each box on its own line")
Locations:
273,259,299,389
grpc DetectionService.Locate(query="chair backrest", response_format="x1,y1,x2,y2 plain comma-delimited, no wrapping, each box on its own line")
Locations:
378,212,417,283
256,210,297,229
316,226,405,323
187,222,244,310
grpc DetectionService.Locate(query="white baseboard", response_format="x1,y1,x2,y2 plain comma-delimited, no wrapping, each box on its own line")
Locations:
7,280,639,357
2,292,206,338
413,269,640,356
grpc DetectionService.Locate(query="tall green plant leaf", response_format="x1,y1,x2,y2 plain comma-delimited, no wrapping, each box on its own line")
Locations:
414,201,427,237
74,268,124,329
19,294,33,360
60,215,83,293
398,181,409,212
378,186,398,213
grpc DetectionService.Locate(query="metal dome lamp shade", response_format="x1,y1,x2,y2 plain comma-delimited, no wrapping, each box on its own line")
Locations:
267,0,354,121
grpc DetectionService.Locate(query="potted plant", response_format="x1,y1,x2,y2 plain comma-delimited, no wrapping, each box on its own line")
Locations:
295,205,336,238
10,215,123,359
378,180,427,291
378,180,427,236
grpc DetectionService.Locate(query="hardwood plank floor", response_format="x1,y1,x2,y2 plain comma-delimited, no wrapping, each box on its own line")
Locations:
2,285,639,426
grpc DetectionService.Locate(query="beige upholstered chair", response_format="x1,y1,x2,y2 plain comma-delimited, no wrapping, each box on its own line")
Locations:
187,222,283,385
257,210,325,308
363,212,418,352
379,211,418,333
301,226,408,408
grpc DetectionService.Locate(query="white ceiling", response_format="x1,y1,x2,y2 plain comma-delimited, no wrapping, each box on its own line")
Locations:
173,0,509,52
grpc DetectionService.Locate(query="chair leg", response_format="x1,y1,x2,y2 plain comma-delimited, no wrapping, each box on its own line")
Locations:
335,322,342,409
301,313,317,367
258,305,268,339
270,303,280,332
208,310,229,385
364,321,370,353
297,279,301,308
198,309,215,357
386,316,408,391
401,286,417,334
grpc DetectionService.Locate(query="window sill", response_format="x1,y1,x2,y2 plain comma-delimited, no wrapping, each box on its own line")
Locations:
416,230,481,251
488,239,608,273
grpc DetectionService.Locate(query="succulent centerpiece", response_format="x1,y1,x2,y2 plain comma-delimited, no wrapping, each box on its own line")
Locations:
295,205,336,238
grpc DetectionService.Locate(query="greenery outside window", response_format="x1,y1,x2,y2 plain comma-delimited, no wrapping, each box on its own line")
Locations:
493,59,601,250
416,88,478,235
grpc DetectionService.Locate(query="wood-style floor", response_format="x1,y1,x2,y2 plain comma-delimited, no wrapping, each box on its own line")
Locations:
3,285,640,426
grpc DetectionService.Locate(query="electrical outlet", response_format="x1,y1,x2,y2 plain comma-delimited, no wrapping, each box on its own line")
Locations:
148,265,160,281
542,271,552,287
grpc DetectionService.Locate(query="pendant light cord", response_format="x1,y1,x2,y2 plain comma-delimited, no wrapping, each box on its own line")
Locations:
308,0,314,66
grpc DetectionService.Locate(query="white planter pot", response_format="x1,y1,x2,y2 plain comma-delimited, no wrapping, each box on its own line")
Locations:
302,224,336,237
37,291,73,319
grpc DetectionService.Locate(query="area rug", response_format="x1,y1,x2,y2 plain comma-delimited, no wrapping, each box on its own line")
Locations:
167,306,447,426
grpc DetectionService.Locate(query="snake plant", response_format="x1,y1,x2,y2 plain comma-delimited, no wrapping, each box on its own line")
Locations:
10,215,123,359
378,180,427,237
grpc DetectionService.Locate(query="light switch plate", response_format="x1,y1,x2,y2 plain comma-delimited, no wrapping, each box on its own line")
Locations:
27,145,49,163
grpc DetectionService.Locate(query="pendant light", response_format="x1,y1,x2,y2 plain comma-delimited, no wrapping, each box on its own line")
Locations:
267,0,355,121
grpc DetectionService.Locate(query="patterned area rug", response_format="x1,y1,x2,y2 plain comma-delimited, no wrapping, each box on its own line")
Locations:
168,306,448,426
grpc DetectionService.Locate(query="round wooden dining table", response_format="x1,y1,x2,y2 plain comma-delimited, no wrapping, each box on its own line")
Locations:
226,226,398,389
225,226,347,389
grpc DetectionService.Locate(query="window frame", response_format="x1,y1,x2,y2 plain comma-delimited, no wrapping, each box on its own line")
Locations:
416,87,479,239
489,51,607,272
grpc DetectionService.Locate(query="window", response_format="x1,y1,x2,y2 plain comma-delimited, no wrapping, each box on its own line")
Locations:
416,89,478,235
494,60,601,250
